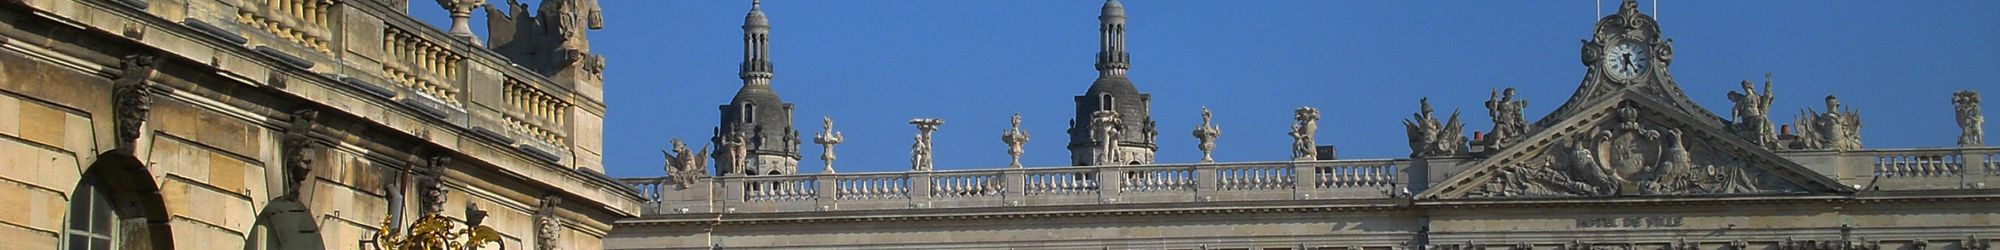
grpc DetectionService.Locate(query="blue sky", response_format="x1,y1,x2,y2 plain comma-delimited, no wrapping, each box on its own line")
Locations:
412,1,2000,177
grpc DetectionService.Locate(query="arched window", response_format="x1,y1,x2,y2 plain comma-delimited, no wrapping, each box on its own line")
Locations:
65,177,117,250
1099,94,1114,111
742,103,757,124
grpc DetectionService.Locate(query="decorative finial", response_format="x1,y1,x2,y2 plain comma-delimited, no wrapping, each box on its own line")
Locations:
1193,106,1222,163
813,116,844,173
1002,113,1031,168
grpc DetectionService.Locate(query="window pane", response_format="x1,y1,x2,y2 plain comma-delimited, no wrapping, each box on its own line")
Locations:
68,235,88,250
90,238,110,250
89,194,111,235
68,187,92,231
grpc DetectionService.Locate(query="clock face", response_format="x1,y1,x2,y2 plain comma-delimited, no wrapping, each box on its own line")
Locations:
1602,42,1649,81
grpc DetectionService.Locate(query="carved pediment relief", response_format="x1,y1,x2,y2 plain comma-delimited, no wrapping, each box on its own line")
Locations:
1421,91,1849,199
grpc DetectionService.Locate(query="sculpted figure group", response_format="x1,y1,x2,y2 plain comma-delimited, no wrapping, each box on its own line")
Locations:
909,118,944,171
1793,95,1863,150
661,139,709,189
1483,88,1528,152
485,0,606,78
1955,91,1984,146
1091,110,1125,165
1292,107,1321,160
1475,104,1784,198
1405,98,1467,158
1728,74,1779,149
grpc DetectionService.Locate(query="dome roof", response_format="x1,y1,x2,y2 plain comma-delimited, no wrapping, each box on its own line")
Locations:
1084,77,1140,99
744,1,769,27
729,83,784,107
1100,0,1125,18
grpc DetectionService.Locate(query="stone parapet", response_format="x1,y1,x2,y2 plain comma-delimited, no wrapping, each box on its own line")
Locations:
621,146,2000,217
622,159,1413,215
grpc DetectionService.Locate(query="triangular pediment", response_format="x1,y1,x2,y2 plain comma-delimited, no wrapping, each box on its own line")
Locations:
1418,90,1850,200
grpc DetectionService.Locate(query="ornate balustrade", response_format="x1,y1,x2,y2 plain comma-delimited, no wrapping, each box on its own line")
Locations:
1860,149,1973,177
1119,165,1195,193
621,159,1415,215
1217,164,1293,190
1025,169,1100,195
384,27,465,106
236,0,335,52
1314,160,1398,189
742,175,816,202
836,173,911,200
1779,147,2000,190
1988,153,1999,176
931,171,1003,197
503,78,570,147
613,147,2000,215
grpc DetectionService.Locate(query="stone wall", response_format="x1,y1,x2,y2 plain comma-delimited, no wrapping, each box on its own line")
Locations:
0,0,639,249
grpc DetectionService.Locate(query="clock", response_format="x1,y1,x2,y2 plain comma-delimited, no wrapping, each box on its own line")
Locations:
1602,41,1649,81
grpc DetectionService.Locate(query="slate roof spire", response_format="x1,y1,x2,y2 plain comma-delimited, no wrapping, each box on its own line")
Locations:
741,0,773,85
1096,0,1129,78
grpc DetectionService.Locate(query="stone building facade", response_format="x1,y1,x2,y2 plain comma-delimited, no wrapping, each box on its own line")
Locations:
0,0,640,249
611,1,1999,249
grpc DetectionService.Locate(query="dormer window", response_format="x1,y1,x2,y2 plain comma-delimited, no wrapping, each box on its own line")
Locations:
742,103,756,123
1100,94,1114,111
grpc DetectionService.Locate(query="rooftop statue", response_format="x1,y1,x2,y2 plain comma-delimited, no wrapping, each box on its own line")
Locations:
1792,95,1863,150
1090,111,1125,165
486,0,606,78
1728,74,1779,149
1192,107,1222,163
1406,98,1467,158
1956,91,1984,146
814,117,844,173
717,125,750,176
1483,87,1527,152
661,138,709,189
1291,107,1320,161
910,118,944,171
1001,114,1030,168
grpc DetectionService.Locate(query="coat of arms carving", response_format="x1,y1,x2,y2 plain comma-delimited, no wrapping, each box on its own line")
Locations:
1470,102,1805,197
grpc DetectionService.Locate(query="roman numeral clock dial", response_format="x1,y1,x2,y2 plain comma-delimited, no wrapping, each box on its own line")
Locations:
1603,42,1649,81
